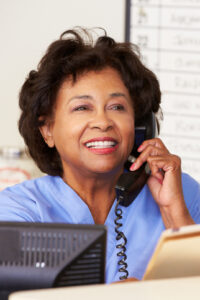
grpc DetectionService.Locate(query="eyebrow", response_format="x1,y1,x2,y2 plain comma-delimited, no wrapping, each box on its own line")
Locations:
109,92,128,99
69,92,128,102
69,95,92,102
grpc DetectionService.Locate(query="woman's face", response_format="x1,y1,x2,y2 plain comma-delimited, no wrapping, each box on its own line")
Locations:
40,67,135,178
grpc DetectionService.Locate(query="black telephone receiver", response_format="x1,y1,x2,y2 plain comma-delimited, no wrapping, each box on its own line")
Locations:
115,112,157,207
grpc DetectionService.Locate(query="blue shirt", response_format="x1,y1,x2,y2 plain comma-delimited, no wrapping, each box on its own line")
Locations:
0,173,200,282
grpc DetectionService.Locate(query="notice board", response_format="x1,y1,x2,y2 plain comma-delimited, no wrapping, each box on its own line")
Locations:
125,0,200,182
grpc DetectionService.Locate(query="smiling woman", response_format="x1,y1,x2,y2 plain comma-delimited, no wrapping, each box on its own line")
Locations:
0,28,200,284
39,68,135,187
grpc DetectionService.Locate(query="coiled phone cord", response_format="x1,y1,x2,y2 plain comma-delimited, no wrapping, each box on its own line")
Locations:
114,197,129,280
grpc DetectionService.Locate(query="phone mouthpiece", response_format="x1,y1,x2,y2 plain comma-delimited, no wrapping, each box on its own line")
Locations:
115,163,150,207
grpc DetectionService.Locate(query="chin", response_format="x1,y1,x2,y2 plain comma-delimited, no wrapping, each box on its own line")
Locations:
89,164,123,176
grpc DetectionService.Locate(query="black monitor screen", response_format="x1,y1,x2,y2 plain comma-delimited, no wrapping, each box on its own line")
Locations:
0,222,106,300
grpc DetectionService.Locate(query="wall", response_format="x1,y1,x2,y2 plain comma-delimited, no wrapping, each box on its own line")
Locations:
0,0,125,147
127,0,200,182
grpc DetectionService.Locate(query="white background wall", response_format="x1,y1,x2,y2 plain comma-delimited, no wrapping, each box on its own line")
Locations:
0,0,125,148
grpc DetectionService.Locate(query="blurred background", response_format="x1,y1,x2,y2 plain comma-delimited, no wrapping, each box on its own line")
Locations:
0,0,200,189
0,0,125,189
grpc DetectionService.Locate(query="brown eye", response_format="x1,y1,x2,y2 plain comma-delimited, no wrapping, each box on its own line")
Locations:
111,104,125,111
73,105,88,111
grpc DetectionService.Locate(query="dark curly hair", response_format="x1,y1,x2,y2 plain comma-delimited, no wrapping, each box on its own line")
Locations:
18,27,161,177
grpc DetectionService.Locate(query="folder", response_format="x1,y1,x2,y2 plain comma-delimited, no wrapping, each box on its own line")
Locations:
143,224,200,280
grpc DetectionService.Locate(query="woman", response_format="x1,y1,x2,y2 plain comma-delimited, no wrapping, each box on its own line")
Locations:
0,28,200,283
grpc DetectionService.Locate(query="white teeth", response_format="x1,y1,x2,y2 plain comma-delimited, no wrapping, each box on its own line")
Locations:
86,141,116,149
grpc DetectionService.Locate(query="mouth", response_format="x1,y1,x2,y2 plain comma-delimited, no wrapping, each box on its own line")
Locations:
85,140,117,149
84,137,118,154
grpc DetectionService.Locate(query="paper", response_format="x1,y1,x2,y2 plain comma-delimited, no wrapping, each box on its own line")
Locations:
143,224,200,280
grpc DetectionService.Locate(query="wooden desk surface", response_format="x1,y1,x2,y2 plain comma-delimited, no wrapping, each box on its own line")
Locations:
9,276,200,300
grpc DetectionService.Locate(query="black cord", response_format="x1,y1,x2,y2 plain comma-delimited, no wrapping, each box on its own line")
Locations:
114,196,129,280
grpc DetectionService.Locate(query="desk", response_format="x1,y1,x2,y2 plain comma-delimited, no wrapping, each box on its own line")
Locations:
9,276,200,300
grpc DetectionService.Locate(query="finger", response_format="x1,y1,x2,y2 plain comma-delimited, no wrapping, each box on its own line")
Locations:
148,163,164,184
137,138,169,153
130,146,167,171
147,155,181,180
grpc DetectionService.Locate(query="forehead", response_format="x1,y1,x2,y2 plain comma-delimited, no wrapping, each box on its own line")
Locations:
58,67,130,95
51,67,135,117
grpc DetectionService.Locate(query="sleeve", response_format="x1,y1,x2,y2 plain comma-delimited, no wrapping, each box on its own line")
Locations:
0,185,41,222
182,173,200,224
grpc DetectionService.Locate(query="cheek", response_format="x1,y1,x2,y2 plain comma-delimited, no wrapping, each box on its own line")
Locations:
53,119,86,151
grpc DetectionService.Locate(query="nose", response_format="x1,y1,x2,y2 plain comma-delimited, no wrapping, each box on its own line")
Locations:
89,111,114,131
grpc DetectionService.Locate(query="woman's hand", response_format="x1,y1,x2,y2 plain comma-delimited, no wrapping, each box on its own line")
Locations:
130,138,194,229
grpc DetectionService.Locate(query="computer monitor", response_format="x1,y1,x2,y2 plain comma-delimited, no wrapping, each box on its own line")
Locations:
0,222,107,300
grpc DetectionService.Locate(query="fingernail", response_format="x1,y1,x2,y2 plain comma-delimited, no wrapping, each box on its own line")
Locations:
130,162,136,171
137,145,143,152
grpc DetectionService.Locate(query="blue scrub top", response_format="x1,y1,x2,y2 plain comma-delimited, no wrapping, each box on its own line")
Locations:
0,173,200,282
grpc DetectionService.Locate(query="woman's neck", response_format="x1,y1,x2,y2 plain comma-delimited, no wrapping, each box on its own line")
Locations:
62,169,121,224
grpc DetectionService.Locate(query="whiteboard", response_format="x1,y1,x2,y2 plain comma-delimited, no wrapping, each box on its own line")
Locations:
126,0,200,182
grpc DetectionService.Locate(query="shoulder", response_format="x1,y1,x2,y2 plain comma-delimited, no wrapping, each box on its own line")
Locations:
0,175,58,198
181,173,200,223
182,172,199,185
0,175,61,221
181,172,200,196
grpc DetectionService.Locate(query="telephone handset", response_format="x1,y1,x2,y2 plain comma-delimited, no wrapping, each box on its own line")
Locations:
115,112,157,207
114,112,157,280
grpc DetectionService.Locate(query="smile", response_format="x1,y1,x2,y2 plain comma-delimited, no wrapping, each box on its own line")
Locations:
84,138,119,155
85,141,117,149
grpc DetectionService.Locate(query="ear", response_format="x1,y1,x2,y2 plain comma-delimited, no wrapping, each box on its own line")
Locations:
39,121,55,148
